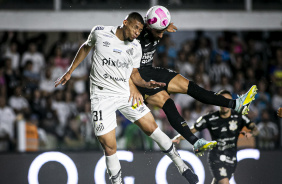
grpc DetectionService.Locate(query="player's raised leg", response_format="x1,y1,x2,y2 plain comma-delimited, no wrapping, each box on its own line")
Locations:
167,74,257,115
135,112,199,184
146,90,217,156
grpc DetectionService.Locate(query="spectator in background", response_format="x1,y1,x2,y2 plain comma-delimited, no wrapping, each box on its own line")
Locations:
53,46,70,70
209,53,232,84
272,86,282,113
194,61,210,89
157,34,177,69
22,61,40,93
29,89,44,120
196,36,211,69
78,102,98,149
52,90,71,136
47,57,64,82
0,67,6,97
210,36,230,64
254,78,271,115
21,43,45,75
257,109,279,150
212,75,234,94
4,42,20,71
41,96,59,139
0,96,16,152
175,50,194,78
3,58,21,98
270,48,282,91
63,118,85,150
39,67,56,97
8,86,29,115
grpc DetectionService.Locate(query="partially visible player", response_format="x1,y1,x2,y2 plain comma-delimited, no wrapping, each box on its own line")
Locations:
55,12,198,184
277,107,282,118
136,5,257,156
173,90,259,184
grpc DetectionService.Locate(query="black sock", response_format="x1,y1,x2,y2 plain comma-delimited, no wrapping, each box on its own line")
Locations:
187,81,236,108
162,98,198,145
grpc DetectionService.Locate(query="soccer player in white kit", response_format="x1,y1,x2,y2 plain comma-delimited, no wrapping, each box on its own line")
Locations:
55,12,198,184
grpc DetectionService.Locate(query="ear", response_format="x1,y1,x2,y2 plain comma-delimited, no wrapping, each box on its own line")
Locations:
123,20,128,27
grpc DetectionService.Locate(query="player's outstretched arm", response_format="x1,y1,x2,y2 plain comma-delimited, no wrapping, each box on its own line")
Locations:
166,23,177,33
55,43,93,87
130,68,166,89
129,78,144,107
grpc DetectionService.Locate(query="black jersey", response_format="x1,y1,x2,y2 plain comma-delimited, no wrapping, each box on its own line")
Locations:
137,27,159,68
194,110,251,157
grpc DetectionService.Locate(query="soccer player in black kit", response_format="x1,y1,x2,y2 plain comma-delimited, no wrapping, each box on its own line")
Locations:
132,5,258,156
173,90,259,184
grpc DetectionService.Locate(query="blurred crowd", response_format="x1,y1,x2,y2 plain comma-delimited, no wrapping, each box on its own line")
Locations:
0,30,281,153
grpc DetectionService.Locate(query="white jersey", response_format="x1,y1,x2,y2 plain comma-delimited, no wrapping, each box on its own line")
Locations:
85,25,142,98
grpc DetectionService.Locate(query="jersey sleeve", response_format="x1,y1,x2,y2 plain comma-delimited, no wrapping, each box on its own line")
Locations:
85,25,103,47
194,115,208,131
132,43,142,68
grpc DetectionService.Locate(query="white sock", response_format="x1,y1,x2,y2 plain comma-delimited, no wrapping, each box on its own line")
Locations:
105,153,121,177
149,127,188,174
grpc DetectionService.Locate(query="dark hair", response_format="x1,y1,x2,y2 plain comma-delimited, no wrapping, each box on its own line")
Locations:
217,89,232,97
126,12,144,25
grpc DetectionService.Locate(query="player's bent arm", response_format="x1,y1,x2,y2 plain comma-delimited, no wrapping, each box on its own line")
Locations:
130,68,166,89
55,43,93,87
248,122,259,137
241,122,259,138
68,43,93,74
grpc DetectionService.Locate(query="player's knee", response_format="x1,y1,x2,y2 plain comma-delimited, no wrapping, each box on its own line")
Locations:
104,145,117,156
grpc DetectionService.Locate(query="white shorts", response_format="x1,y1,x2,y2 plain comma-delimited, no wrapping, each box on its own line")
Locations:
91,95,150,136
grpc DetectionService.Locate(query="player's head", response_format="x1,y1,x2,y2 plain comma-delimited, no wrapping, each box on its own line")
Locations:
217,89,232,115
145,5,171,40
122,12,144,42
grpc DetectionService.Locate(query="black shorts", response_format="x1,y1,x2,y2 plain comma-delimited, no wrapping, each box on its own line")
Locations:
208,151,237,181
137,67,178,98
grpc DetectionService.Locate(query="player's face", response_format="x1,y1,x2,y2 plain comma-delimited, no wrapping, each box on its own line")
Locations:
220,94,232,115
149,27,166,40
123,19,143,42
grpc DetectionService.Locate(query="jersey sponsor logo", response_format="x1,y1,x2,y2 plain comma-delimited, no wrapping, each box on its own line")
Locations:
113,49,122,54
229,120,238,131
126,48,134,56
221,127,227,132
218,143,236,151
103,41,110,47
94,26,104,31
209,115,219,121
141,50,156,64
102,58,129,69
95,122,104,132
219,167,227,177
145,43,151,47
103,74,127,82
